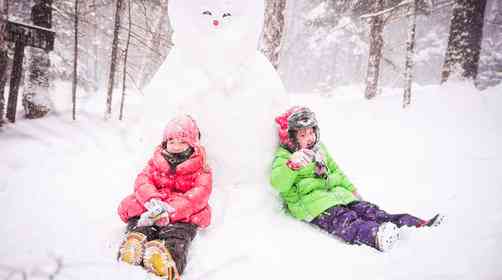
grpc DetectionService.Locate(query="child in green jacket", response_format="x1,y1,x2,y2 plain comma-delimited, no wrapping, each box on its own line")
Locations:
270,107,443,251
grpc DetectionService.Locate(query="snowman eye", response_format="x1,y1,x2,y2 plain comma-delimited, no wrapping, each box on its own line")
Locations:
222,13,232,18
202,10,212,16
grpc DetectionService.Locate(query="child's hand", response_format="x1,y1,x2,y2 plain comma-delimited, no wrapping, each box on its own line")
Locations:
145,199,175,217
153,212,170,227
137,211,155,227
137,208,171,227
352,190,363,200
288,149,314,170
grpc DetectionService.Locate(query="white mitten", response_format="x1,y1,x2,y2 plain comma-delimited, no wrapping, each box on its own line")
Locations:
289,149,314,169
144,199,175,217
137,199,174,227
137,211,155,227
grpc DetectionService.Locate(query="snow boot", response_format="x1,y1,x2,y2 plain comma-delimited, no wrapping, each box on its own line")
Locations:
143,240,180,280
418,214,445,227
427,214,445,227
118,232,147,265
376,222,400,252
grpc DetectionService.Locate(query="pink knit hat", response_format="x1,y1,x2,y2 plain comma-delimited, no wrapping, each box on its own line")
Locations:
163,115,201,147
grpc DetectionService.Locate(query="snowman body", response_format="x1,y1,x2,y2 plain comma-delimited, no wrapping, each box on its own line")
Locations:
144,0,288,186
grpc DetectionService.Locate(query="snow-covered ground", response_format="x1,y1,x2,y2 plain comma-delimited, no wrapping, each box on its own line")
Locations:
1,82,501,280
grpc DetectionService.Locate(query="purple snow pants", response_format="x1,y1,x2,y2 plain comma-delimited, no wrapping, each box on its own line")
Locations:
310,201,424,249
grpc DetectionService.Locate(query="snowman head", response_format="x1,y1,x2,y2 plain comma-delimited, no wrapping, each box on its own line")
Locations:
169,0,265,69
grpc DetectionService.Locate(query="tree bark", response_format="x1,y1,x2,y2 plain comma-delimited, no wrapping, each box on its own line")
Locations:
364,0,385,99
0,53,6,126
403,0,417,108
72,0,79,120
0,0,9,126
261,0,287,69
23,0,52,119
23,47,51,119
91,0,99,92
441,0,488,82
105,0,124,120
6,42,24,123
119,0,131,121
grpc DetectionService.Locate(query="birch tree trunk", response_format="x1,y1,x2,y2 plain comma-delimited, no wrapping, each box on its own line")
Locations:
261,0,287,69
403,0,417,108
364,0,385,100
0,0,8,126
105,0,124,120
91,0,99,92
72,0,79,120
23,48,51,119
441,0,488,82
23,1,52,119
119,0,131,121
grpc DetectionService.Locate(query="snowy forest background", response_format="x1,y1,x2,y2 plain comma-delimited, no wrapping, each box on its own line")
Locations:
282,0,501,92
0,0,501,124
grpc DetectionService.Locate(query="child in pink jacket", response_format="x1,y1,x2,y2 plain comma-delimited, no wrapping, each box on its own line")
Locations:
117,115,212,279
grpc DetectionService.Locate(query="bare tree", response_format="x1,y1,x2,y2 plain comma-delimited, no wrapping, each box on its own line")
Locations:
139,0,171,88
364,0,385,99
105,0,124,120
0,0,9,126
91,0,99,93
360,0,431,101
441,0,488,82
261,0,287,69
119,0,132,121
477,0,502,89
23,0,52,119
403,0,417,108
72,0,79,120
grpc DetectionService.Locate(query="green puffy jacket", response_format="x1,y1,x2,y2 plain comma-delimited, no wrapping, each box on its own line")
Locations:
270,144,357,221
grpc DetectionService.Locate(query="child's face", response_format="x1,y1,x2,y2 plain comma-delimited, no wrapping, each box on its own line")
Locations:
296,127,316,149
165,139,190,154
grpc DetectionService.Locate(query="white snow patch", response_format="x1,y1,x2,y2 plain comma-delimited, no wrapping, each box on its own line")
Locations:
1,82,502,279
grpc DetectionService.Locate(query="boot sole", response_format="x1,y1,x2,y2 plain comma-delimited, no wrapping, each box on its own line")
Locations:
143,240,180,280
118,232,147,265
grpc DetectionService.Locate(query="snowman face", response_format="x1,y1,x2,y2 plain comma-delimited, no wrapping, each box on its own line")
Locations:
200,7,233,29
169,0,265,68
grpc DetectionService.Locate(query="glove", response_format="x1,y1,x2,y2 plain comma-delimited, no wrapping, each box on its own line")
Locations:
137,211,170,227
137,211,155,227
352,190,363,201
144,199,175,216
154,214,170,227
287,149,314,170
136,199,175,227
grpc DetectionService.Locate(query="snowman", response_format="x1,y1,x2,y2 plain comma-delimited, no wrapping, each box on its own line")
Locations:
142,0,289,187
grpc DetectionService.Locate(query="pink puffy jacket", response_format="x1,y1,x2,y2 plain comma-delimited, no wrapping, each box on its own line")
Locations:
117,116,212,228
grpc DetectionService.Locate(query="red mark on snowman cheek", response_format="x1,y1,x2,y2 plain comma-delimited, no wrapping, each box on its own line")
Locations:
213,20,219,26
